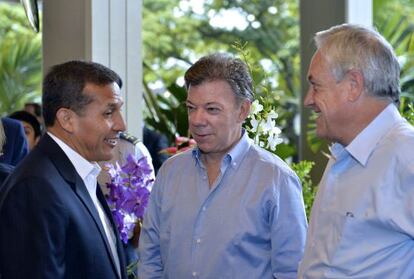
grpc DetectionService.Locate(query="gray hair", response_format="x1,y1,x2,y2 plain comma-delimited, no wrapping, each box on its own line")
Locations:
184,53,254,103
315,24,400,104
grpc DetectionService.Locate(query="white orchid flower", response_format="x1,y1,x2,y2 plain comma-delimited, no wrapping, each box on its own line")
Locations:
250,115,260,131
250,100,263,115
267,110,278,120
267,133,283,151
262,115,276,133
269,125,282,136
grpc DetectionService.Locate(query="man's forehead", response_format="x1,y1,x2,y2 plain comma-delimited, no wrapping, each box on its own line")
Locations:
83,82,121,94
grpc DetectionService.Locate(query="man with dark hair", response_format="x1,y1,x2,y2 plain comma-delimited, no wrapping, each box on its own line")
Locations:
0,60,128,279
24,102,43,120
139,53,307,278
298,24,414,278
9,110,42,150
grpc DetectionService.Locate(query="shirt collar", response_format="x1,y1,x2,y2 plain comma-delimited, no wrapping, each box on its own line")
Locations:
344,103,402,166
192,129,252,170
47,132,101,180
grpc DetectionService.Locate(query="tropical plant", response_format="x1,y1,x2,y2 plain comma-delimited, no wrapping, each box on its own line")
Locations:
0,3,42,116
291,160,316,219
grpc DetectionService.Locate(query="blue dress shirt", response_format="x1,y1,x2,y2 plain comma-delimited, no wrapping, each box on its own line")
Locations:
139,132,307,279
299,104,414,278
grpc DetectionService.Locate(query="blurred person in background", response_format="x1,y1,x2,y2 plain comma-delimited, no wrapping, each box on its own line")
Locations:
0,117,29,166
143,125,169,174
9,110,42,150
24,102,43,125
0,120,14,185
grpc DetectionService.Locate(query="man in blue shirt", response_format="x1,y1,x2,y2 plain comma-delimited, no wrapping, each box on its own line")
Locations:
138,53,308,279
298,24,414,278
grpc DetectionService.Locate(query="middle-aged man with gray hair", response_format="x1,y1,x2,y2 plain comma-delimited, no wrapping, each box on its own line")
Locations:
139,53,308,278
298,23,414,278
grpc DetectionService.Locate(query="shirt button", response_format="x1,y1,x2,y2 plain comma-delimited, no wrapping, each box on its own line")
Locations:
196,238,201,244
202,206,206,211
232,162,237,166
192,271,197,277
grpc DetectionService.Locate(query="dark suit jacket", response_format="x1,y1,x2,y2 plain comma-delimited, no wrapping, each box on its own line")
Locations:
0,134,127,279
0,117,29,166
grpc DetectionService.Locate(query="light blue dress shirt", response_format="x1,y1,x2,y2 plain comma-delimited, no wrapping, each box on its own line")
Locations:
139,132,307,279
299,104,414,278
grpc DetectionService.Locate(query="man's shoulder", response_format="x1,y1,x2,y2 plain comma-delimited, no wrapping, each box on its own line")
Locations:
249,144,287,164
158,149,193,172
380,120,414,160
248,144,296,177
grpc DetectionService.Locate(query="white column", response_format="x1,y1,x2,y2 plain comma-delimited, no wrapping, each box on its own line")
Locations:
43,0,143,138
346,0,373,27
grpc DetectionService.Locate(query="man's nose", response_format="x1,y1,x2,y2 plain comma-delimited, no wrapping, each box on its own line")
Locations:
304,89,314,107
114,113,127,132
189,108,206,125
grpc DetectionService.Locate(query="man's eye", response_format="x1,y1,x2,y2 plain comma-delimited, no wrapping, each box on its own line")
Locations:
207,107,220,113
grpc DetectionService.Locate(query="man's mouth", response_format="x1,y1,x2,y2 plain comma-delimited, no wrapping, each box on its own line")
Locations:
194,132,210,138
104,138,118,147
313,108,321,117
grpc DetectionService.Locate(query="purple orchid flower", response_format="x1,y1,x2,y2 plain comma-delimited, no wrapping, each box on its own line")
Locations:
104,154,154,244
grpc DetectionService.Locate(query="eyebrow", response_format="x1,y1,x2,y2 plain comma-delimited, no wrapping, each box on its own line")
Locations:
186,100,222,107
106,102,121,110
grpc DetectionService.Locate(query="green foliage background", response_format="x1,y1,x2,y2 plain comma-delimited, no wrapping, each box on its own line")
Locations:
0,3,42,115
142,0,301,156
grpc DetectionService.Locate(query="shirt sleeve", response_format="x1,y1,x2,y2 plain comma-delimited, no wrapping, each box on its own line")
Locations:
138,166,165,279
271,171,308,279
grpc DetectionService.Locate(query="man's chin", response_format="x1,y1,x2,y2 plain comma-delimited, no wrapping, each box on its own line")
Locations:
94,153,113,162
198,145,212,154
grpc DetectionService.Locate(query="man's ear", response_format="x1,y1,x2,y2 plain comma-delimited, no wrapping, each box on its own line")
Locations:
238,100,251,122
346,69,364,102
55,108,76,133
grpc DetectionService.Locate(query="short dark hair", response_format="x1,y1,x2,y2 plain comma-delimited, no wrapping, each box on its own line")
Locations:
42,60,122,126
184,53,254,103
9,110,42,138
24,102,42,118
